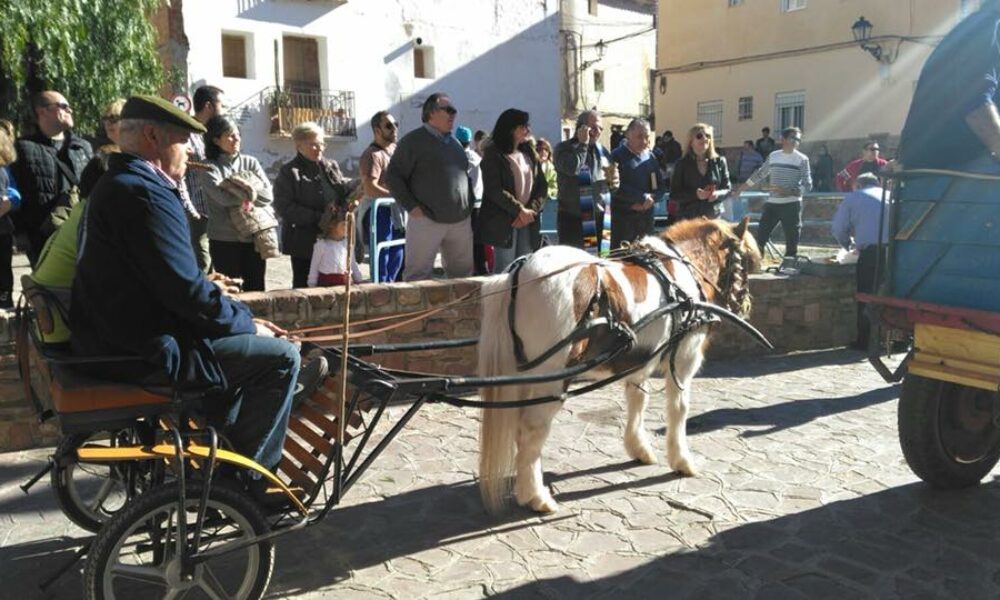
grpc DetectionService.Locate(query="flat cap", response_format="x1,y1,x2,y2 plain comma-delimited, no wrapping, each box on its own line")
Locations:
121,95,206,133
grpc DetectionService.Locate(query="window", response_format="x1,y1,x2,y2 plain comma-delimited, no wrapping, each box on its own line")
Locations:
221,34,249,79
589,0,598,16
593,70,605,93
775,91,805,131
738,96,753,121
697,100,723,143
781,0,806,12
413,46,435,79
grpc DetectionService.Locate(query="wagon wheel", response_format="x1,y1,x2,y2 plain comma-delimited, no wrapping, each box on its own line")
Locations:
84,480,274,600
898,374,1000,489
52,429,152,532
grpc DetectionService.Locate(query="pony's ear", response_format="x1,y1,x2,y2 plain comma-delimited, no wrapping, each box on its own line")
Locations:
734,216,750,239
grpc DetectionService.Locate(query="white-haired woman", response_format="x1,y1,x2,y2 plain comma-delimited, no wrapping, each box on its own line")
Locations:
274,121,350,288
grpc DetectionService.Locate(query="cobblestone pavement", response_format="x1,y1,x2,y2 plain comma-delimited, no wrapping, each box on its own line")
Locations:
2,349,999,599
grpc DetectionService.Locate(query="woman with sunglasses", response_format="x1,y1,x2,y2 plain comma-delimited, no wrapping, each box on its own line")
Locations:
669,123,731,222
477,108,548,272
79,99,126,198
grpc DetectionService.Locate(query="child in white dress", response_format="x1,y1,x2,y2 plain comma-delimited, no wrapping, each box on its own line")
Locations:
308,204,363,286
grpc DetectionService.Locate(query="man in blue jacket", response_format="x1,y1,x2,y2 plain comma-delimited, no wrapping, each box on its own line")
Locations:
71,95,298,474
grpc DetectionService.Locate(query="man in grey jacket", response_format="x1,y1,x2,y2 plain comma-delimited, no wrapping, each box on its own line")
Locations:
385,92,473,280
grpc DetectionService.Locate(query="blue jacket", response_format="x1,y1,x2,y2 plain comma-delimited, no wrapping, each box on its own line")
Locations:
71,153,256,389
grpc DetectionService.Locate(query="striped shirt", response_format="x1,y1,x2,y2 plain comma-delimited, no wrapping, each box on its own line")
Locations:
745,149,812,204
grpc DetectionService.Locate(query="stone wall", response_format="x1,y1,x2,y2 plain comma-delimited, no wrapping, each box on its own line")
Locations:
0,270,855,452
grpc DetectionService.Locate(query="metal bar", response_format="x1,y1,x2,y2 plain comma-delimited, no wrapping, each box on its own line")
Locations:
348,337,479,357
340,395,429,497
190,513,310,564
343,381,395,477
190,427,218,553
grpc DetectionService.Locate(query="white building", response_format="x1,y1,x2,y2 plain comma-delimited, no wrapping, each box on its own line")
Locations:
177,0,563,174
559,0,657,143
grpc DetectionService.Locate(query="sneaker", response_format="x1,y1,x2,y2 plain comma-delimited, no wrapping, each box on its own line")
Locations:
293,355,329,408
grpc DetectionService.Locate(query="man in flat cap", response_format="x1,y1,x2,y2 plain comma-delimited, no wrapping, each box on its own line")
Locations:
71,95,299,488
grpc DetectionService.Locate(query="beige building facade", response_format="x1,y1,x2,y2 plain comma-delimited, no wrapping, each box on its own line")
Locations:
654,0,980,163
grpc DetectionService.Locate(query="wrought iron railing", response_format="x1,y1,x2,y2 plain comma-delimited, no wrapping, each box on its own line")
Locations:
268,87,357,140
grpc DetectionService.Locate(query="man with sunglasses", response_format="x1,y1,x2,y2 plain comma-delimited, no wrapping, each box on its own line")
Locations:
11,90,92,267
386,92,474,281
835,140,887,192
733,126,812,257
359,110,404,281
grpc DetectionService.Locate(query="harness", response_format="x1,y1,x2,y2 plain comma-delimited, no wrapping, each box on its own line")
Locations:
505,245,721,388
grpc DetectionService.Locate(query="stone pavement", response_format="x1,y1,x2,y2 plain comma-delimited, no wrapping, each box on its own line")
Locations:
1,349,999,599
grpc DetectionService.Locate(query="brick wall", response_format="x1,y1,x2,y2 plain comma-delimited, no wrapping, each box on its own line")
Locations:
0,270,855,452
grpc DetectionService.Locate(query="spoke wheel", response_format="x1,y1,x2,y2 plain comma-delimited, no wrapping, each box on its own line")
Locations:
898,374,1000,488
52,430,149,532
85,480,274,600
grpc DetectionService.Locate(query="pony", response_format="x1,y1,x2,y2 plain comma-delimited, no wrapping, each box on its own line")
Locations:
477,217,762,513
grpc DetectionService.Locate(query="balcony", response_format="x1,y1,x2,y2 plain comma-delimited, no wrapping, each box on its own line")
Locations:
268,88,357,140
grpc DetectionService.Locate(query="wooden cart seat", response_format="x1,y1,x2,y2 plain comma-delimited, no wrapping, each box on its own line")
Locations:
49,362,173,414
48,362,178,433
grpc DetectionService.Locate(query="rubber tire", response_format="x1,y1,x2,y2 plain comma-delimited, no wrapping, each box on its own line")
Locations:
898,373,1000,489
84,480,274,600
51,432,126,532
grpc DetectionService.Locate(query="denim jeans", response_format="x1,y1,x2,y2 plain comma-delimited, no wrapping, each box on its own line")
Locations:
493,226,534,273
209,334,300,470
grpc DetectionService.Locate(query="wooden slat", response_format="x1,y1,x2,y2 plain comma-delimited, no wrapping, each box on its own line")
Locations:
288,416,333,455
297,403,338,437
916,323,1000,366
278,456,315,491
283,436,326,475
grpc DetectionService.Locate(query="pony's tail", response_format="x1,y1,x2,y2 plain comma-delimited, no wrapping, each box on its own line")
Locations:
478,274,520,514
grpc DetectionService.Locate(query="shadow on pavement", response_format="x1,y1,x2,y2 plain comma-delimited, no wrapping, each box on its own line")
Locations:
683,385,900,439
489,478,1000,599
701,348,871,379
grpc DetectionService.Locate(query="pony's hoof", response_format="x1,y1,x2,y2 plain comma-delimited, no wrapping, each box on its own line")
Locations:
520,492,560,513
626,441,658,465
669,455,698,477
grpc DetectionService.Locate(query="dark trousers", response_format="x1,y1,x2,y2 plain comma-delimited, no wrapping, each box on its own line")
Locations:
24,229,51,269
0,234,12,307
210,334,299,469
855,245,886,347
290,256,311,289
210,240,265,292
610,206,654,250
189,215,212,274
557,208,603,250
755,201,802,257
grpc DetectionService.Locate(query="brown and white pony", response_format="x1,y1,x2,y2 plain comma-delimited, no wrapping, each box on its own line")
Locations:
478,217,761,513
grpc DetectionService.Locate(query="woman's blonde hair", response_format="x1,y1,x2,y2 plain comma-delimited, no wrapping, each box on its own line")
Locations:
292,121,325,143
0,120,16,167
103,98,126,119
684,123,718,160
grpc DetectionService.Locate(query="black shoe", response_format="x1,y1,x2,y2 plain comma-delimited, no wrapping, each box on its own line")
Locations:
293,355,329,408
0,291,12,310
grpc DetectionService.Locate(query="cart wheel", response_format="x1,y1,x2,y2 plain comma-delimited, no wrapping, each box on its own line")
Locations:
898,374,1000,488
52,430,150,532
84,480,274,600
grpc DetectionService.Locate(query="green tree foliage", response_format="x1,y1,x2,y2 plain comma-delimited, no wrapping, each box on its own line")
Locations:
0,0,164,135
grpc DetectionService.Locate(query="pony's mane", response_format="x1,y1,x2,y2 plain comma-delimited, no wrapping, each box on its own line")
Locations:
659,218,733,246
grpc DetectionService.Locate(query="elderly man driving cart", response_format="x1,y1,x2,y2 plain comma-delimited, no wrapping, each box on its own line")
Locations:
69,96,301,502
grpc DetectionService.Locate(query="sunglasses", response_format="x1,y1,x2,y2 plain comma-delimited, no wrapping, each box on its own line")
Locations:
787,137,802,142
695,132,712,140
867,146,880,151
47,102,71,111
101,115,120,124
437,105,458,116
383,121,398,130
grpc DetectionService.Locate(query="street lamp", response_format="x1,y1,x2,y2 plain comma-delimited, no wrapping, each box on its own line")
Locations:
851,16,885,63
581,39,606,71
